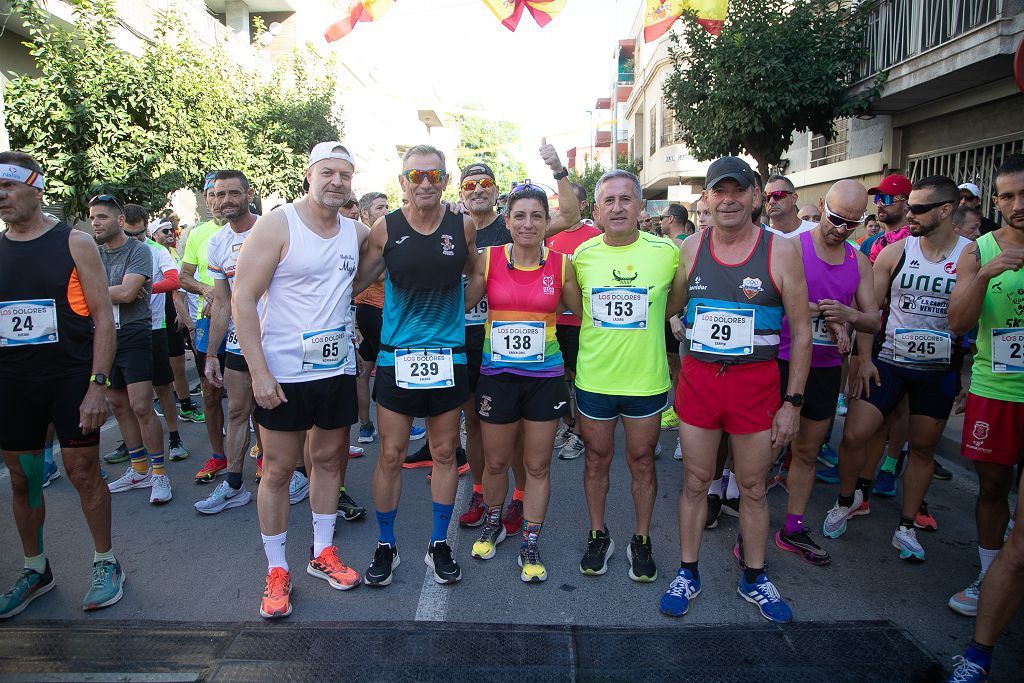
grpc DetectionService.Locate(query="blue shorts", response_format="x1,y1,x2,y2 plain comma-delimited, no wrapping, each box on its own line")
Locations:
862,357,958,420
576,387,669,421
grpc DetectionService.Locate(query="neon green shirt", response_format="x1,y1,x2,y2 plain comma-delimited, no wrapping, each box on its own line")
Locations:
181,220,221,319
971,232,1024,403
573,232,680,396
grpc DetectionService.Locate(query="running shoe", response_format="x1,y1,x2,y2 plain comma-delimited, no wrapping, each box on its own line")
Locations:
308,546,361,590
194,456,226,484
580,529,614,576
628,535,657,582
850,499,871,518
660,407,679,430
738,573,792,623
152,398,164,417
934,461,954,480
409,424,427,441
553,424,572,450
425,540,461,584
103,442,129,465
458,491,487,527
835,393,848,417
289,470,309,505
0,562,55,619
817,442,839,468
168,438,189,462
822,489,863,539
775,528,831,566
673,438,682,461
914,501,938,531
471,517,507,560
403,442,433,469
82,560,125,612
259,567,292,619
149,474,172,505
519,547,547,583
108,467,152,493
1006,519,1016,542
894,445,909,477
948,655,988,682
190,382,202,396
365,542,400,587
348,445,364,458
178,405,205,423
456,447,470,475
337,489,366,521
733,534,747,571
892,525,926,561
559,432,585,460
357,421,377,444
42,461,60,488
660,567,701,617
249,444,261,459
502,499,524,535
721,497,740,518
948,574,982,616
705,494,723,529
255,455,263,481
248,417,255,433
195,481,251,514
815,464,840,484
873,470,897,497
655,441,663,457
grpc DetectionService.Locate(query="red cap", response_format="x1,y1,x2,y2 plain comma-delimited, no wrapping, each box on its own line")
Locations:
868,174,912,197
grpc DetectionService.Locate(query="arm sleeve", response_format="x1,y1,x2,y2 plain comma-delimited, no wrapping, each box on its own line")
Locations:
153,269,179,293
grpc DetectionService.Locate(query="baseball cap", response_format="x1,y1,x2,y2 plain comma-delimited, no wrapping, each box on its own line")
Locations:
705,156,758,190
958,182,981,198
868,174,912,197
460,162,495,183
307,142,355,170
148,218,172,233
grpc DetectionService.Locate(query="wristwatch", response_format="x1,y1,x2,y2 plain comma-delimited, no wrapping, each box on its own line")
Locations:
782,393,804,407
90,373,110,387
553,168,569,180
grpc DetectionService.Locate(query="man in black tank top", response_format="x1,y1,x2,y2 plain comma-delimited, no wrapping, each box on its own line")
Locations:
0,151,124,618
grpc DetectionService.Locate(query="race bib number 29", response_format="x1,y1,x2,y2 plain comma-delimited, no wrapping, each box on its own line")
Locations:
395,348,455,389
0,299,59,346
689,306,754,356
992,328,1024,373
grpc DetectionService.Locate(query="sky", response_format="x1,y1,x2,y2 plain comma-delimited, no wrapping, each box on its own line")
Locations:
319,0,644,179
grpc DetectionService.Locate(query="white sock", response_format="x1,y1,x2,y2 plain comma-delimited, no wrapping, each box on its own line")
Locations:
725,470,740,500
312,513,336,557
979,546,1000,575
262,531,288,572
708,478,723,497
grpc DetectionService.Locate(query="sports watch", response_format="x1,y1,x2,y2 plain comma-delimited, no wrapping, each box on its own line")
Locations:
782,393,804,407
90,373,110,387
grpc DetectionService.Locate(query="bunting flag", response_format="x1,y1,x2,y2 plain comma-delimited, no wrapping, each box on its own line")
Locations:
324,0,396,43
643,0,728,42
481,0,567,32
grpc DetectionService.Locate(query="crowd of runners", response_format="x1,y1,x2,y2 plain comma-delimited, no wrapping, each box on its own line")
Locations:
0,141,1022,682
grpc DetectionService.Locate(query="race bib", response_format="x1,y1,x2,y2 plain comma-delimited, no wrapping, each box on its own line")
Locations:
466,296,488,326
991,328,1024,373
301,326,349,371
112,304,121,330
0,299,58,346
811,317,837,347
226,326,241,354
689,306,754,356
490,321,545,363
893,328,951,364
591,287,648,329
394,348,455,389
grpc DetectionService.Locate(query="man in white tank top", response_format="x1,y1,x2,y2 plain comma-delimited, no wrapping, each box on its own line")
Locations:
233,143,370,620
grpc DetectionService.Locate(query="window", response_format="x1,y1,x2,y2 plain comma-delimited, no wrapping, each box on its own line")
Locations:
649,106,657,157
810,119,849,168
660,99,684,148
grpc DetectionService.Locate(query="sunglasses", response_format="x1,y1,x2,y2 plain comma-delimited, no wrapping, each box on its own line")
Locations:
402,169,446,185
764,190,794,201
510,182,545,194
906,199,956,215
822,199,866,231
158,228,173,234
88,194,123,211
461,177,495,192
872,193,907,206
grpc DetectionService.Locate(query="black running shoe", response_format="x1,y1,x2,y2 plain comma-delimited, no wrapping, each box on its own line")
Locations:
706,494,723,529
365,542,400,587
190,382,201,396
403,442,433,469
627,535,657,582
455,447,469,475
337,489,366,522
775,528,831,566
579,529,615,576
933,461,953,481
721,497,740,517
425,540,461,584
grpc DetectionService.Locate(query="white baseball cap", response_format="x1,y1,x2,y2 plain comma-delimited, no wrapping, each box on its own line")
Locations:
958,182,981,197
307,142,355,170
148,218,172,233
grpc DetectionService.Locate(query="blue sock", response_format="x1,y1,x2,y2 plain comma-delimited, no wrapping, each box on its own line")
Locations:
965,643,993,671
431,501,455,544
376,509,397,545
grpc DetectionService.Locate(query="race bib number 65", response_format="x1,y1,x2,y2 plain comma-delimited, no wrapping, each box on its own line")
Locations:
0,299,58,346
591,287,648,329
301,326,349,371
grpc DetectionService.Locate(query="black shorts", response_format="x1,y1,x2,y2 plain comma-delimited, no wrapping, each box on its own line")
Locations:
111,325,153,390
254,374,357,432
373,363,470,418
0,373,100,450
862,357,958,420
151,328,174,387
555,324,581,374
165,325,185,358
356,304,383,364
196,350,226,379
225,352,249,373
466,326,484,394
476,372,570,424
777,359,841,422
665,321,680,356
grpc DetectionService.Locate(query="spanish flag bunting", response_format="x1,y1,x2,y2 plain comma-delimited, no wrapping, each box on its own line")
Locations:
481,0,567,32
643,0,728,42
325,0,396,43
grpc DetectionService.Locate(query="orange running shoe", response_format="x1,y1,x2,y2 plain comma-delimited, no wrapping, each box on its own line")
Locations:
307,546,361,590
195,456,226,483
255,455,263,481
259,567,292,619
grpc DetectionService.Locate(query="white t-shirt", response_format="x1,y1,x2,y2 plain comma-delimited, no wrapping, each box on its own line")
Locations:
147,240,177,330
206,225,252,354
766,219,817,239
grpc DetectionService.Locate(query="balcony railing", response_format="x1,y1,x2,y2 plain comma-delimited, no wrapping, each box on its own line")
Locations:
858,0,1003,80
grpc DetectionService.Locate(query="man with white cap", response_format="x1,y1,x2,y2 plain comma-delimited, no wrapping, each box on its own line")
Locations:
958,182,999,235
233,142,369,619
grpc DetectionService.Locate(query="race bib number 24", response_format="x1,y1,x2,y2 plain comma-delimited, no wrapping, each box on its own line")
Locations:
0,299,58,346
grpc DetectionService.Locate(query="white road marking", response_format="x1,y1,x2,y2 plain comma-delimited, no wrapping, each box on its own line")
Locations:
414,473,470,622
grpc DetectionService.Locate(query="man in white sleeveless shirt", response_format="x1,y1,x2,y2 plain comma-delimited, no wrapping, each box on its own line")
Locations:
233,143,370,619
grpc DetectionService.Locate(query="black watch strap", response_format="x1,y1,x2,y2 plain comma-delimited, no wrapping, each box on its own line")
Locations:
783,393,804,407
553,168,569,180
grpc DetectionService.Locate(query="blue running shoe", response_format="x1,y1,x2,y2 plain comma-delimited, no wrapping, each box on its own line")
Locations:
892,525,926,561
948,655,988,682
0,562,55,619
659,568,701,617
358,421,376,444
42,461,60,488
817,442,838,468
82,560,125,611
738,573,792,623
409,424,426,441
873,470,897,497
815,464,840,484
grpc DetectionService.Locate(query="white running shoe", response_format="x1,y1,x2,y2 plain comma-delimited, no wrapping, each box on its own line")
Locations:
892,525,925,561
348,445,364,458
194,481,252,514
559,433,585,460
108,467,152,493
948,573,982,616
149,474,172,504
822,489,863,539
673,438,682,461
289,470,309,505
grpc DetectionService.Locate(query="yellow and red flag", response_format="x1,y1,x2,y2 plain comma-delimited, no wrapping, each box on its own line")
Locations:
481,0,567,32
325,0,396,43
643,0,728,41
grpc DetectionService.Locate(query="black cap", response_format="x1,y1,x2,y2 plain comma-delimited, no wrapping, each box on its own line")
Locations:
460,162,495,183
705,156,757,190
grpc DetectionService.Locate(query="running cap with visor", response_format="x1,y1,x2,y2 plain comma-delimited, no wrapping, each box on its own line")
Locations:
307,142,355,170
705,156,757,190
868,174,912,197
957,182,981,198
461,162,496,183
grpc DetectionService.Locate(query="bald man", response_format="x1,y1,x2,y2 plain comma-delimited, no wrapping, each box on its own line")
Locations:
798,205,821,224
774,181,879,566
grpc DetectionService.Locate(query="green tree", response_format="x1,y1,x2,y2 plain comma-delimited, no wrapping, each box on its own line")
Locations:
569,155,639,219
661,0,885,179
453,109,527,194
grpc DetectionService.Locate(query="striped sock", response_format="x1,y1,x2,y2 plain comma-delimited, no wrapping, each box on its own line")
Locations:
128,446,147,475
149,451,165,476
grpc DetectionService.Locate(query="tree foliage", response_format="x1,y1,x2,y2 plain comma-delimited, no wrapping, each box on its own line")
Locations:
4,0,341,220
453,109,528,195
569,155,639,219
661,0,885,178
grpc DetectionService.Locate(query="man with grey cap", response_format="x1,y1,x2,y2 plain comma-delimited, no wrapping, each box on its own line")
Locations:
958,182,999,235
233,142,370,619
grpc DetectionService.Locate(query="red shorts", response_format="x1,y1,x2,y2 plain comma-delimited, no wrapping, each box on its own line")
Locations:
676,356,781,435
961,393,1024,467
